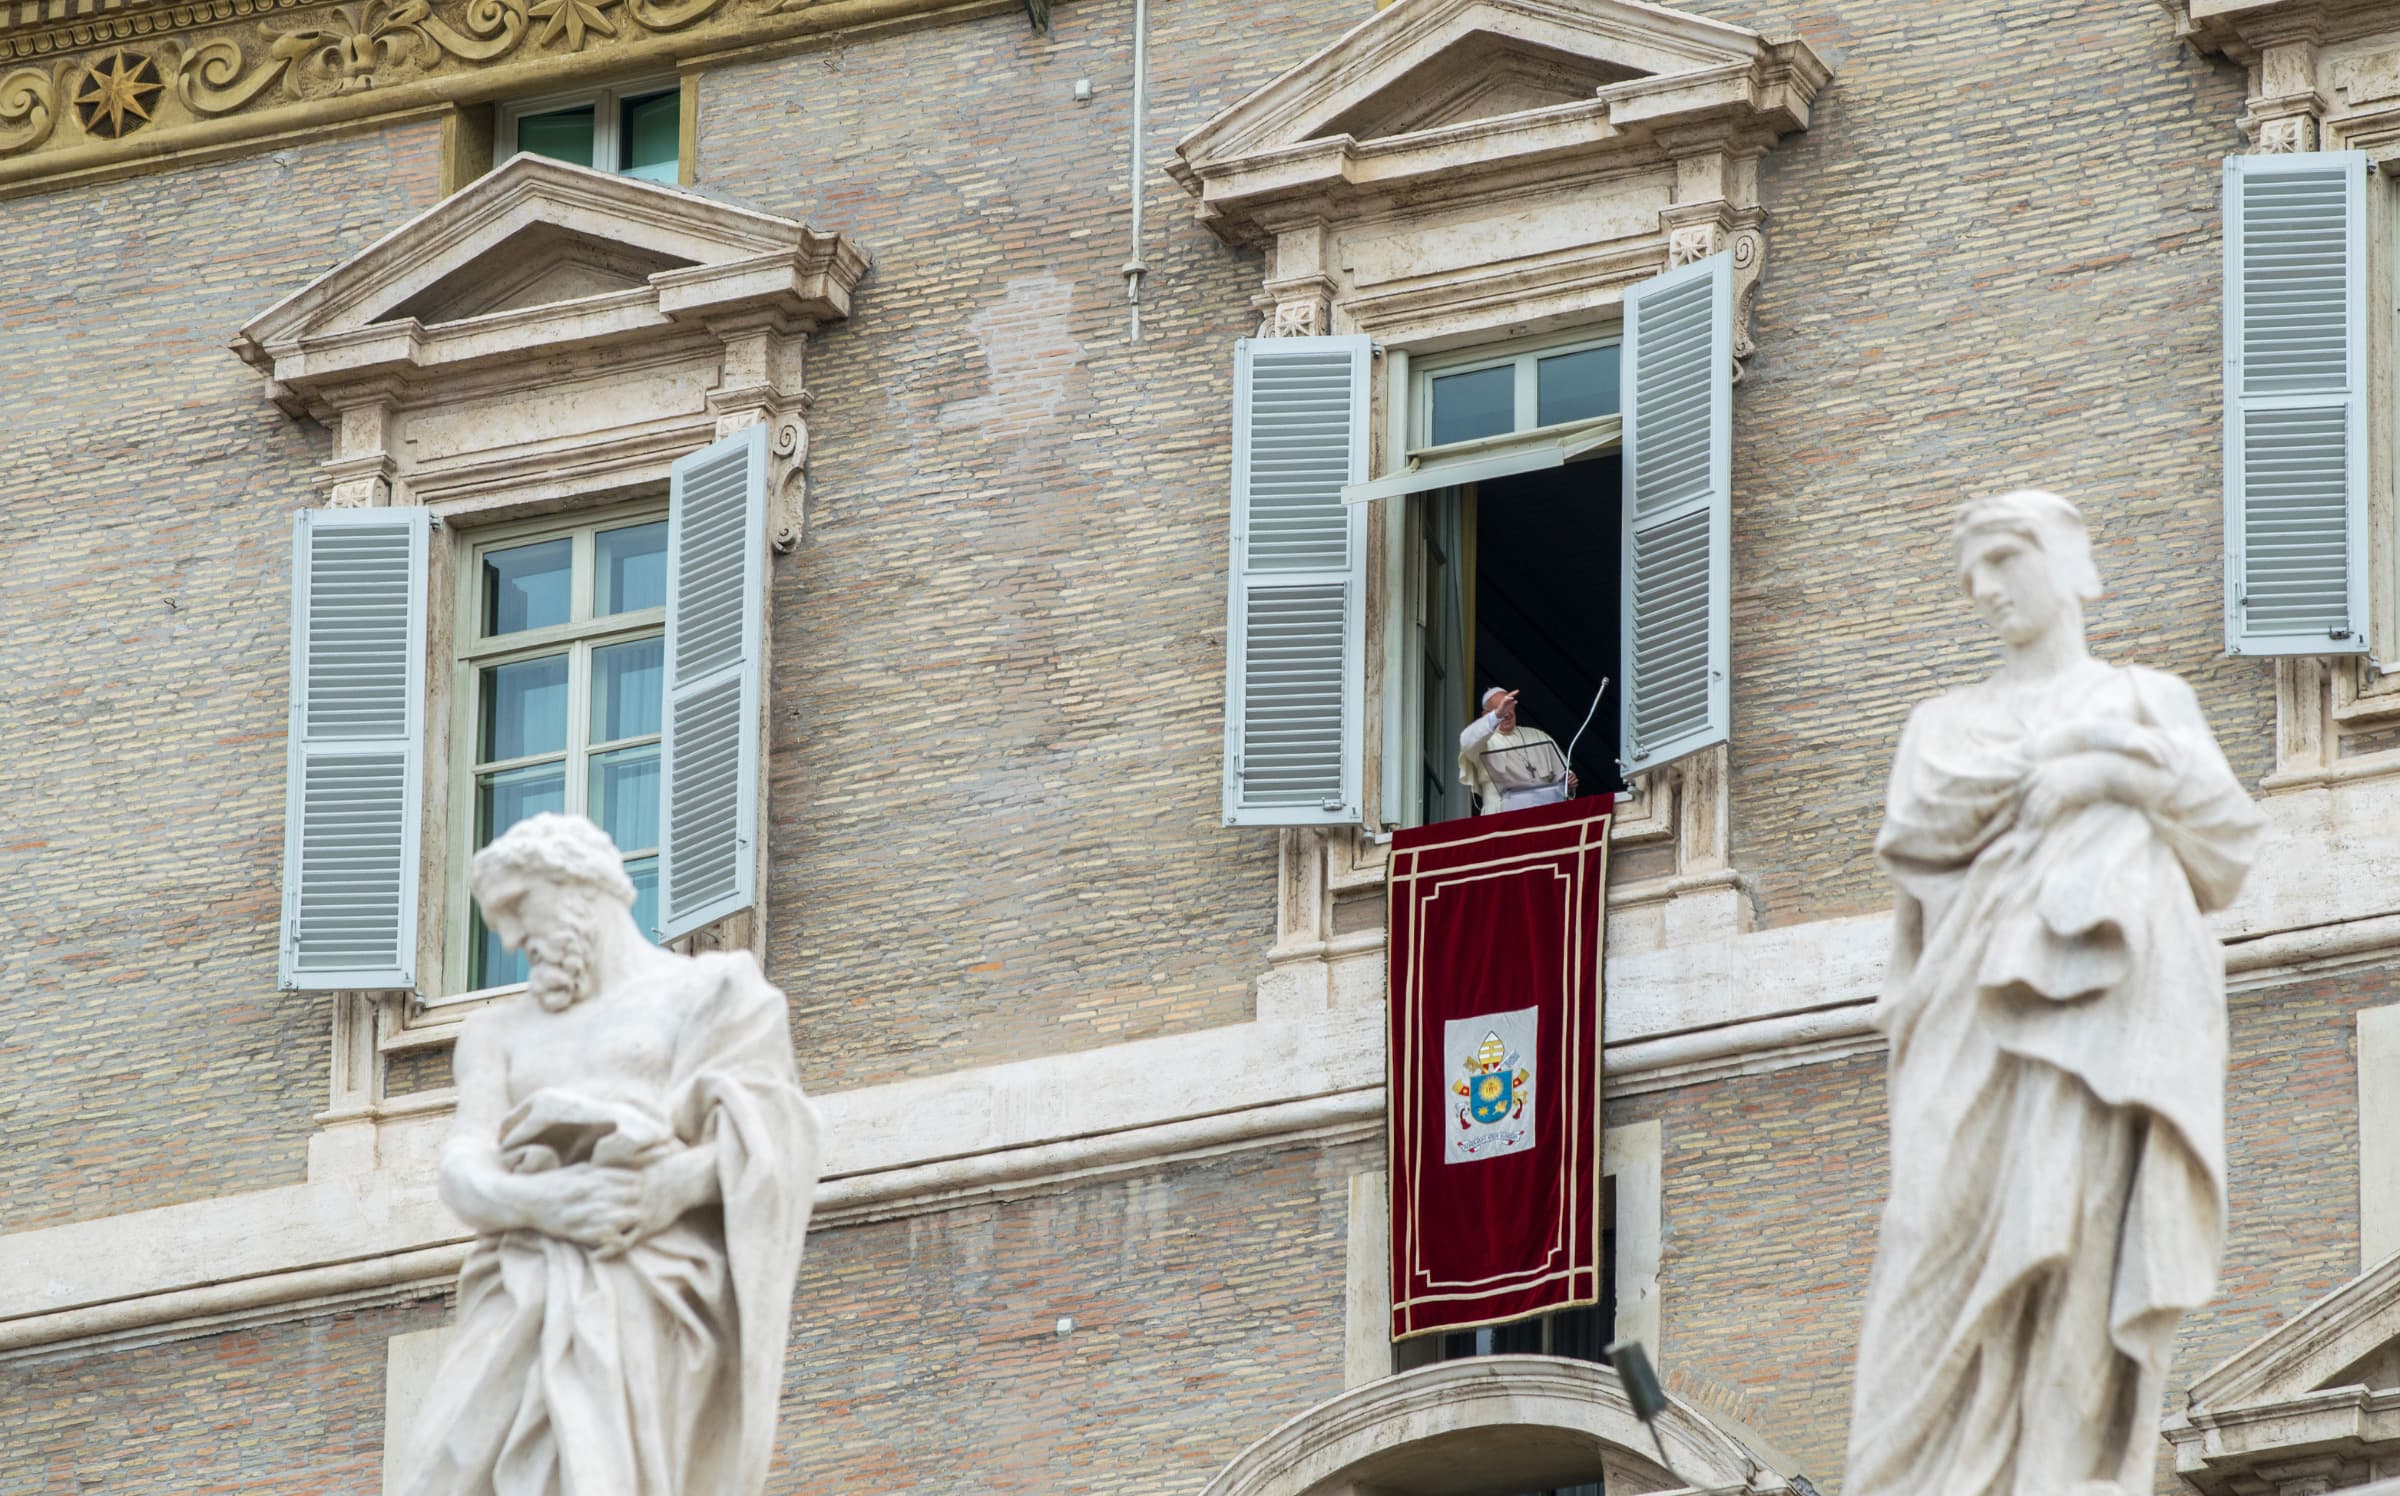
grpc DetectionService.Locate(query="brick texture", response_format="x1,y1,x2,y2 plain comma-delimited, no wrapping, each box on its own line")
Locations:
697,0,1367,1077
0,1297,445,1495
767,1140,1359,1494
0,125,444,1230
1665,0,2270,928
0,1144,1358,1495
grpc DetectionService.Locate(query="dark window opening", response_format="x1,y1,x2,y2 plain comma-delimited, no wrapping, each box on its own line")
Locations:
1413,455,1624,825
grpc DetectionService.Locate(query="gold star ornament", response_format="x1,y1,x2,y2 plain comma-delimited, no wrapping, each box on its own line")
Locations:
75,51,163,139
527,0,617,50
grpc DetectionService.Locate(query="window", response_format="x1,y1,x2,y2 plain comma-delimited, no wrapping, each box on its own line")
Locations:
1220,257,1734,832
1418,333,1621,451
501,81,681,184
1399,334,1626,827
451,507,670,994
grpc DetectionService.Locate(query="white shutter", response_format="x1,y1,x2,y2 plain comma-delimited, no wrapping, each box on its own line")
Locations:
1620,252,1733,776
660,423,769,940
2224,151,2369,656
279,507,427,991
1223,335,1372,825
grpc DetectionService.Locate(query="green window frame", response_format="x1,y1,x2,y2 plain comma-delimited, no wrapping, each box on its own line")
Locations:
498,79,681,184
442,501,670,999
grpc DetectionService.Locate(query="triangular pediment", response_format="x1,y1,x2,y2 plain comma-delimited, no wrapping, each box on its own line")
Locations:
1179,0,1793,164
375,223,698,326
238,154,819,350
2188,1250,2400,1413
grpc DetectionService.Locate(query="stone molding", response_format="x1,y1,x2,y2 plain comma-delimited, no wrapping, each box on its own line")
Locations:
10,769,2400,1363
1168,0,1827,352
0,0,1010,199
1199,1355,1795,1496
2165,1248,2400,1492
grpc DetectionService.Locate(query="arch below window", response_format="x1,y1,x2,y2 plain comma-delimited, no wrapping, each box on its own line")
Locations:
1206,1355,1799,1496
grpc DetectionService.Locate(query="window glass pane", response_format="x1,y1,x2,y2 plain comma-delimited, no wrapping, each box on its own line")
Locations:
596,521,668,615
1428,365,1514,446
621,91,679,182
1536,345,1620,428
476,761,564,846
517,105,596,167
626,855,661,942
479,655,570,763
588,744,661,854
591,636,664,743
481,538,572,636
471,909,526,990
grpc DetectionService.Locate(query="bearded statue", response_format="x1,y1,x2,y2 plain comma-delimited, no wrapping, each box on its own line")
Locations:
399,812,821,1496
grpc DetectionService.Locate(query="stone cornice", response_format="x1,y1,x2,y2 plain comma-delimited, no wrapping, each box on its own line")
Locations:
2157,0,2400,61
0,0,1010,199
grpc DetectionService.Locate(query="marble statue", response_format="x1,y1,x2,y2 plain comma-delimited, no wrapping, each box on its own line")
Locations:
1844,491,2263,1495
401,812,821,1496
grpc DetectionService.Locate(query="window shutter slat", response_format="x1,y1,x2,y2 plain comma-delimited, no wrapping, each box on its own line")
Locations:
660,423,769,940
1223,335,1372,826
280,507,426,991
2224,151,2368,656
1620,252,1733,776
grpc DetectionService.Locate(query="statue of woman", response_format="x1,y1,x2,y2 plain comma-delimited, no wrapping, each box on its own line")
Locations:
1845,491,2262,1495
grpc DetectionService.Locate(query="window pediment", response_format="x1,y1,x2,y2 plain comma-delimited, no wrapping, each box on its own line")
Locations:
2165,1251,2400,1490
233,154,868,423
1170,0,1827,252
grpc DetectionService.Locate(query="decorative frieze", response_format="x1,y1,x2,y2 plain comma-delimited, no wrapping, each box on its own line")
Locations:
0,0,1003,196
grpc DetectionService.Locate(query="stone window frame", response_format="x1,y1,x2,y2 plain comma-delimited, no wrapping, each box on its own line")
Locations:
234,153,864,1130
1172,0,1828,1003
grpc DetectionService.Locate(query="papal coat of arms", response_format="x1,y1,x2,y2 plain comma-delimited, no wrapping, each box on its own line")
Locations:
1443,1008,1537,1163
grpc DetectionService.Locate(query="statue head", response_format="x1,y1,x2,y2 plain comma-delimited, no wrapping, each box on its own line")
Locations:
1952,488,2101,648
469,812,637,1011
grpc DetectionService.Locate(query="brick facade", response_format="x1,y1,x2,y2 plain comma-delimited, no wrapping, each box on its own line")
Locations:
0,0,2391,1489
0,124,443,1231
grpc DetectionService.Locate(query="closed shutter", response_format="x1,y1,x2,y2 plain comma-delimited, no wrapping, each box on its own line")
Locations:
280,507,427,991
2224,151,2369,656
1619,252,1733,775
659,423,769,940
1223,335,1373,825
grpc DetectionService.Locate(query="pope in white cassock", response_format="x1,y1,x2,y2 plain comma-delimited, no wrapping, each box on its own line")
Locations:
1845,491,2261,1496
401,812,820,1496
1458,687,1576,815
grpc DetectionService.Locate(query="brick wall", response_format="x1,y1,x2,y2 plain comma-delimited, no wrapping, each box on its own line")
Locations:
699,0,1370,1077
1618,961,2395,1491
0,125,444,1231
770,1139,1360,1494
0,1297,445,1495
1664,0,2266,928
0,1143,1359,1495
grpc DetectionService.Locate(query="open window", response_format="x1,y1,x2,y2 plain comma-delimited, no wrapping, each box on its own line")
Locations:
1392,333,1627,826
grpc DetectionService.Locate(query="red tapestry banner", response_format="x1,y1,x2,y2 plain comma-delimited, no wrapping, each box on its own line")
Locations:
1388,795,1610,1341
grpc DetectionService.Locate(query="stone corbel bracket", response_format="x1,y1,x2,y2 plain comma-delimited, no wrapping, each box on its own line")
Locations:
2155,0,2400,153
1657,191,1768,379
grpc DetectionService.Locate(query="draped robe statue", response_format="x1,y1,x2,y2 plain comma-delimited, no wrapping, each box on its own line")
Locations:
401,813,821,1496
1845,492,2261,1496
